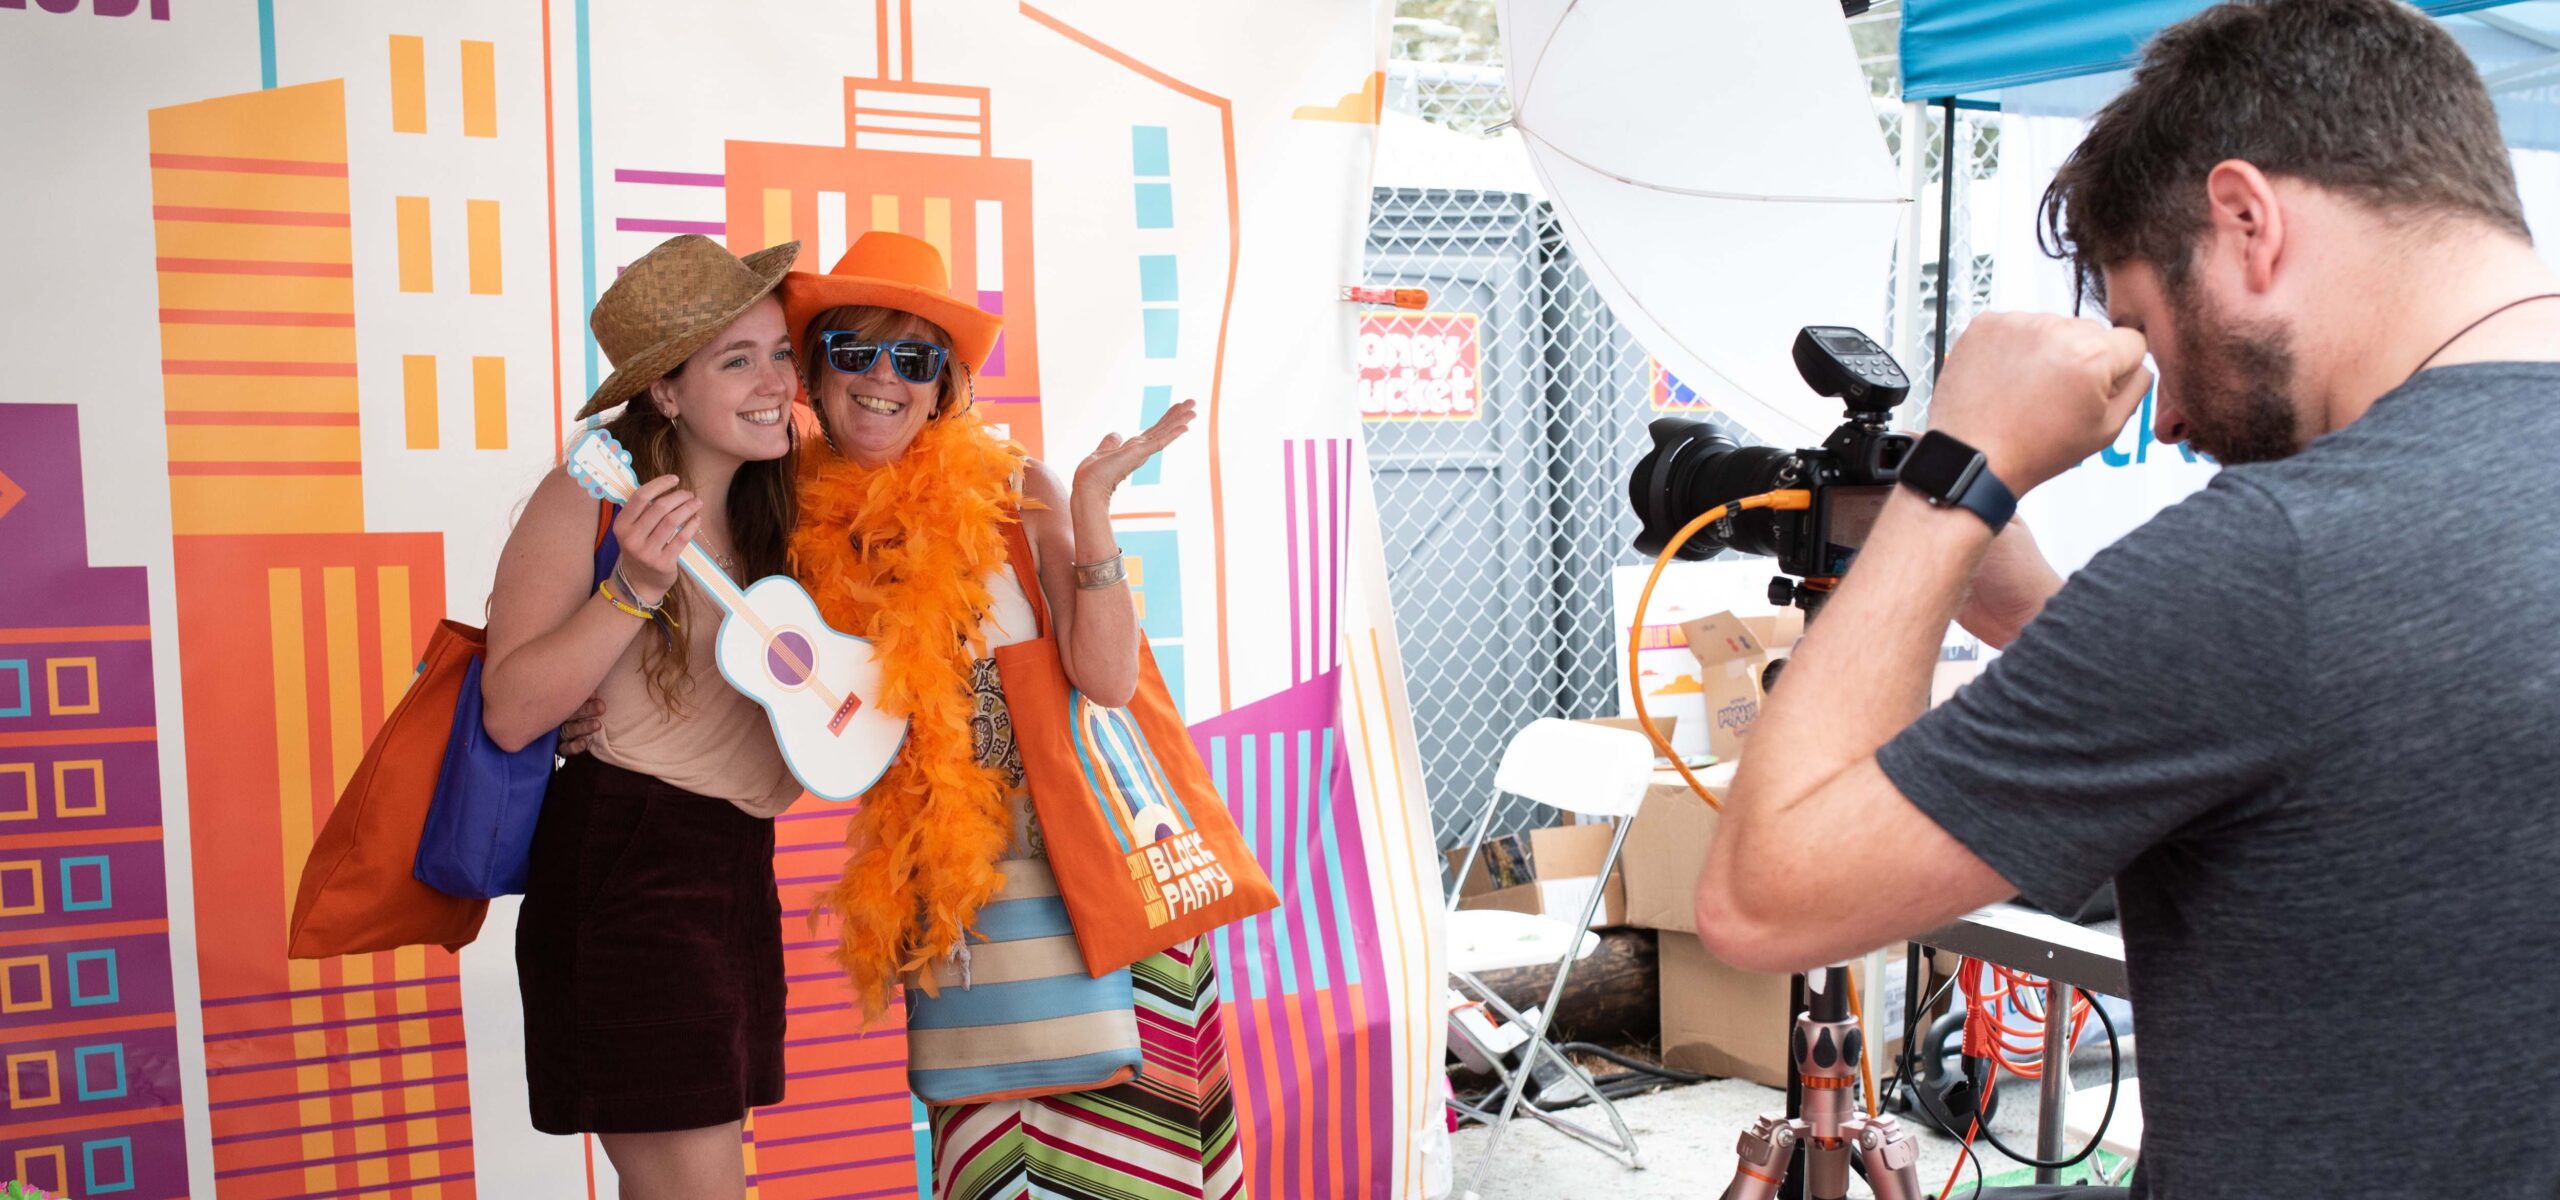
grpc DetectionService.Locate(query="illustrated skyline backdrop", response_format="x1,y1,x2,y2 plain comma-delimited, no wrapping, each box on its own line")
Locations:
0,2,1443,1196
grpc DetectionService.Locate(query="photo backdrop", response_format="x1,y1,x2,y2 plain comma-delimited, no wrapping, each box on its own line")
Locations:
0,2,1448,1196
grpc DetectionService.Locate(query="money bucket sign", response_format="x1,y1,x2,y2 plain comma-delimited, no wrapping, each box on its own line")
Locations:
1359,311,1481,421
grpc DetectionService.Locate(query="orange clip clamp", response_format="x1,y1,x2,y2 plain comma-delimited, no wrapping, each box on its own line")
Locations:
1341,285,1430,310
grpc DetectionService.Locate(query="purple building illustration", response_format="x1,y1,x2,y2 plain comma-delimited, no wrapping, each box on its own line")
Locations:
0,403,188,1199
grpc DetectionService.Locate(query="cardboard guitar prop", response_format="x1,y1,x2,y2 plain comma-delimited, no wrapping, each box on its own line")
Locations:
565,427,905,800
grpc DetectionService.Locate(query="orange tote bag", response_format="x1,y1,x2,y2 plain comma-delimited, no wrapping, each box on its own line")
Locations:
990,521,1278,977
287,501,614,956
286,619,491,957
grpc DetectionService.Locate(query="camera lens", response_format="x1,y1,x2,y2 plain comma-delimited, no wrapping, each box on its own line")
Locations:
1627,418,1798,560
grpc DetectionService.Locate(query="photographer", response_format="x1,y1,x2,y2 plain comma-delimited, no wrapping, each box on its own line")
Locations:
1694,1,2560,1196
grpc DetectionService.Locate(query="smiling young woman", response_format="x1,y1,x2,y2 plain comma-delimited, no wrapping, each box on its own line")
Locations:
479,235,807,1200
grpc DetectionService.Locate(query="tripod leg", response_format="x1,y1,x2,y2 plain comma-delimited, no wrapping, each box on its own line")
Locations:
1720,1115,1797,1200
1846,1113,1926,1200
1783,972,1808,1200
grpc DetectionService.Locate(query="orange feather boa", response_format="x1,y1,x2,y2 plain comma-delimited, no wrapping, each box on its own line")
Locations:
790,409,1028,1020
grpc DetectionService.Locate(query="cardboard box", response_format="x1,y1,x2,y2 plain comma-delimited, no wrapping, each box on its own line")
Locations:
1619,623,1964,935
1658,934,1908,1089
1680,610,1802,763
1444,820,1629,929
1616,762,1737,934
1612,558,1797,761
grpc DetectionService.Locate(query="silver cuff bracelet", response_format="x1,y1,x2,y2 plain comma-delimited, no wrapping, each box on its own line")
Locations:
1072,552,1128,590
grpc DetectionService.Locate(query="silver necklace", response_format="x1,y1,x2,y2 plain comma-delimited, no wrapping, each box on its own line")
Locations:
692,534,738,573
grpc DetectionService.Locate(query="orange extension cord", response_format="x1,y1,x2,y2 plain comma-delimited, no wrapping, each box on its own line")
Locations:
1959,957,2091,1080
1936,956,2092,1196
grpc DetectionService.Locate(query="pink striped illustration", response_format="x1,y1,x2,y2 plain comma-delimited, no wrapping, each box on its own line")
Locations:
1193,673,1394,1198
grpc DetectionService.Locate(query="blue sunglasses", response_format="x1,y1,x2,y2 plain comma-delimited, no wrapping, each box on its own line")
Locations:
819,332,950,385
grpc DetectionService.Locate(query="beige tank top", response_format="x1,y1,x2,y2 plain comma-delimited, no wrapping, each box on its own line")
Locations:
587,573,801,818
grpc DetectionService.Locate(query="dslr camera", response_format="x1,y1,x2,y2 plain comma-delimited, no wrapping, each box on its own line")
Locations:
1626,326,1913,606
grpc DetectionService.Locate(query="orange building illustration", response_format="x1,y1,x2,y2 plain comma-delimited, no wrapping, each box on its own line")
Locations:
149,81,477,1199
721,35,1044,458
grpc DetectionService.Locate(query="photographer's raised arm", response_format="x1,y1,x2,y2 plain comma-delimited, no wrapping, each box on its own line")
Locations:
1696,314,2150,972
1697,492,2016,971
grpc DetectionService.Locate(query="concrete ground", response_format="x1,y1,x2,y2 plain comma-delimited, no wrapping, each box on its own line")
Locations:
1449,1042,2133,1199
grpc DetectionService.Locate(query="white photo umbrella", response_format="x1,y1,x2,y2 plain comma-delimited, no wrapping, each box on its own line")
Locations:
1498,0,1906,446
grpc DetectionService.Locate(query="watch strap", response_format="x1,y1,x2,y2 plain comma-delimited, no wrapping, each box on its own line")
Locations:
1908,430,2017,534
1949,460,2017,533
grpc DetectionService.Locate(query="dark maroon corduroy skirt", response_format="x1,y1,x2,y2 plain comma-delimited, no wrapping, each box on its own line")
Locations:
516,753,785,1134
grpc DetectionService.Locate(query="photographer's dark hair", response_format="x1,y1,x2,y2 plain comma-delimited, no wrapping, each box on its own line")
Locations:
2038,0,2529,305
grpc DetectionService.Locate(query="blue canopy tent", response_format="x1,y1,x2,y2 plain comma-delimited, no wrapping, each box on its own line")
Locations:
1899,0,2517,101
1885,0,2560,379
1902,0,2560,149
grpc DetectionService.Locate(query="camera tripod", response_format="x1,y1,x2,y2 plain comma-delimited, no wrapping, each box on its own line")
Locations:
1719,965,1926,1200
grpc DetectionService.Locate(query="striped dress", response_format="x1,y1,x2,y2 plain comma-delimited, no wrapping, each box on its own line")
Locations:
926,570,1245,1200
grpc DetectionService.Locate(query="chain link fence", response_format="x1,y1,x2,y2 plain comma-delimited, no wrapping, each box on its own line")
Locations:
1367,2,2004,853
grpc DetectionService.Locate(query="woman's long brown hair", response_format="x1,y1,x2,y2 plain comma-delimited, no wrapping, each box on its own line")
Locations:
601,369,797,714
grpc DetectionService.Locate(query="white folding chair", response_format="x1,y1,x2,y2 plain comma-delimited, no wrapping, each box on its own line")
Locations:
2065,1074,2143,1184
1445,718,1655,1194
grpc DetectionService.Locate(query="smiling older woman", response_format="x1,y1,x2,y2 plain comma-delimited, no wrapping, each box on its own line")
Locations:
779,233,1232,1200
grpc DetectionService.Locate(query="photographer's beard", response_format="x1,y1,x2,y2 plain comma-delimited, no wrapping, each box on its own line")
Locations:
2161,282,2306,465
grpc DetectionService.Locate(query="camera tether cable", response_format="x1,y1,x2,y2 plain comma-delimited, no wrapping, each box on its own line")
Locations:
1627,486,1905,1124
1625,487,1812,813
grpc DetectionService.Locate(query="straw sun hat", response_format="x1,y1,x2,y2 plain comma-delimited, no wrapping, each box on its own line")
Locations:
575,235,802,420
781,232,1004,376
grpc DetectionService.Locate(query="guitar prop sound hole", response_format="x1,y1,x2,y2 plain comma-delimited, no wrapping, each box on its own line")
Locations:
767,631,815,687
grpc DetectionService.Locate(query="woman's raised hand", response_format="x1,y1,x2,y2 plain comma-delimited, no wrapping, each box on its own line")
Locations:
612,474,700,603
1072,399,1197,501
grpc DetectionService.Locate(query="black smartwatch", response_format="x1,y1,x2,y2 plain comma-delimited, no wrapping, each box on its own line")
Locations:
1898,430,2016,533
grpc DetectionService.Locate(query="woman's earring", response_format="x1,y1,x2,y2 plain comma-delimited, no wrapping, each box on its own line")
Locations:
940,364,975,418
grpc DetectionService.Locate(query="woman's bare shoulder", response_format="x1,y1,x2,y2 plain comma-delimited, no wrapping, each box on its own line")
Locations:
503,464,603,566
1019,457,1068,509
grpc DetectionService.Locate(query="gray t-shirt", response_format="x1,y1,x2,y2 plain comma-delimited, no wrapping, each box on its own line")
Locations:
1877,363,2560,1199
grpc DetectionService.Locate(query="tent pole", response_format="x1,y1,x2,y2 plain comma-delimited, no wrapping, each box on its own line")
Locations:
1931,96,1958,387
1894,99,1929,403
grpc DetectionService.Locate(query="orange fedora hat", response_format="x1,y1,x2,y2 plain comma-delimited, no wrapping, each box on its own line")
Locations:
781,232,1003,375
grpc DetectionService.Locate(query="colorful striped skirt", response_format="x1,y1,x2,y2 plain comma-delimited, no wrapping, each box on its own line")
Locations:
928,937,1243,1200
